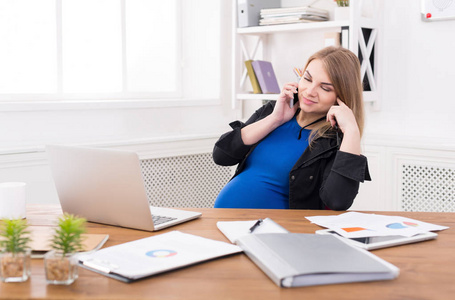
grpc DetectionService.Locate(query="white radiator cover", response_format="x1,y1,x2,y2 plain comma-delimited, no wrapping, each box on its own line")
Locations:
400,163,455,212
0,135,453,211
352,135,455,212
140,153,232,208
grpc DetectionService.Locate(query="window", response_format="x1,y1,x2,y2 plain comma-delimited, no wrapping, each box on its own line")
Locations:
0,0,220,102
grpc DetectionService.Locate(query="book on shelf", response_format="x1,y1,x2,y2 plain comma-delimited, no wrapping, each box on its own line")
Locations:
251,60,280,94
236,233,399,288
259,6,329,26
261,6,329,16
259,16,326,25
244,60,262,94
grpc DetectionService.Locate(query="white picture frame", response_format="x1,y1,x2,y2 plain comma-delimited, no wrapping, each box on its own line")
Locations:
421,0,455,21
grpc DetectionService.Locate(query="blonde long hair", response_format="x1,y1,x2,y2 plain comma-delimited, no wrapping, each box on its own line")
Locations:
305,46,365,144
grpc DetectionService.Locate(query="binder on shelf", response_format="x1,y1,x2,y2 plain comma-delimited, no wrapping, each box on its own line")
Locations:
237,0,281,28
341,26,349,49
236,233,399,288
251,60,280,94
244,60,262,94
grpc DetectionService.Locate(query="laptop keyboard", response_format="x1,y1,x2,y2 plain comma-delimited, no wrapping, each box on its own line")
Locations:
152,214,178,225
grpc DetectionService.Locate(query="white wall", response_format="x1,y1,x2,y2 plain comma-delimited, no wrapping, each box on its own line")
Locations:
354,0,455,211
364,0,455,142
0,102,235,152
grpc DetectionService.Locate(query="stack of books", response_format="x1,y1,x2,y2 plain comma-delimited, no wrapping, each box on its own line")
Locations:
259,6,329,26
244,60,280,94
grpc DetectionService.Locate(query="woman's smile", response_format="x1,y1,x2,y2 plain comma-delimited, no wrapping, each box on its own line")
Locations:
301,95,317,105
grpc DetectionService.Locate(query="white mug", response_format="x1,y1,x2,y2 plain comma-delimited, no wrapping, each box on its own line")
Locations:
0,182,27,219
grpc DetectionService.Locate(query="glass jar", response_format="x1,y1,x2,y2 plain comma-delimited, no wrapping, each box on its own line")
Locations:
44,250,78,285
0,249,31,282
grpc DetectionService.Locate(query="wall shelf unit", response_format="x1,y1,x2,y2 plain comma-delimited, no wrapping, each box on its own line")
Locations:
237,20,350,35
231,0,383,110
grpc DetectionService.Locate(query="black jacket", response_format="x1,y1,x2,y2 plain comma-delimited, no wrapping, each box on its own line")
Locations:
213,101,371,210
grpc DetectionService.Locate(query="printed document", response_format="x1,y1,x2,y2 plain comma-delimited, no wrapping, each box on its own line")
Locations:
78,231,242,282
306,212,449,238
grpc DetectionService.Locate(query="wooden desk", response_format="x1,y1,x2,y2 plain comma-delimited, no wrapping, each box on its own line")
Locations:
1,205,454,300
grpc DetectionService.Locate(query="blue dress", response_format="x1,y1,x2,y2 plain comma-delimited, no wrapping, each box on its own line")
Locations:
214,116,310,209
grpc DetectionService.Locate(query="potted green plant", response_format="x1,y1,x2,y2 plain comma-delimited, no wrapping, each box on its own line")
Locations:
0,218,32,282
44,213,86,285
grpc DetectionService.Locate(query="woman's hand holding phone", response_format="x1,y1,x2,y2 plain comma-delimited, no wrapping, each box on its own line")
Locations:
271,82,299,125
240,82,298,145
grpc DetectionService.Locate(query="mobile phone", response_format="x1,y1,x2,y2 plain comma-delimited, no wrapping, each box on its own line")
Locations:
291,88,299,108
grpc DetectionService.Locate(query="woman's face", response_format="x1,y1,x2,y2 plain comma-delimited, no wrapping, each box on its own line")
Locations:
298,59,337,117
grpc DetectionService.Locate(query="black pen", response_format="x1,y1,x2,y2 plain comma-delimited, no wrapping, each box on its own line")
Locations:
249,219,263,233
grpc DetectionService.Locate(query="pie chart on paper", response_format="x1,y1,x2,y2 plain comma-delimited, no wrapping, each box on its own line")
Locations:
146,249,178,258
386,223,407,229
403,221,419,227
341,227,366,233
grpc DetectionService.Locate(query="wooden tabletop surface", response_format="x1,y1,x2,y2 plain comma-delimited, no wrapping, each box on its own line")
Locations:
0,205,454,300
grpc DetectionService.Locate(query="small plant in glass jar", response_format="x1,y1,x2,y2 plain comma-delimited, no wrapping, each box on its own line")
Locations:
0,218,32,282
44,213,86,285
334,0,350,20
335,0,349,7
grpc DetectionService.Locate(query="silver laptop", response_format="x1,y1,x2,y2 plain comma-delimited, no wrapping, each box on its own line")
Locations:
46,145,202,231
